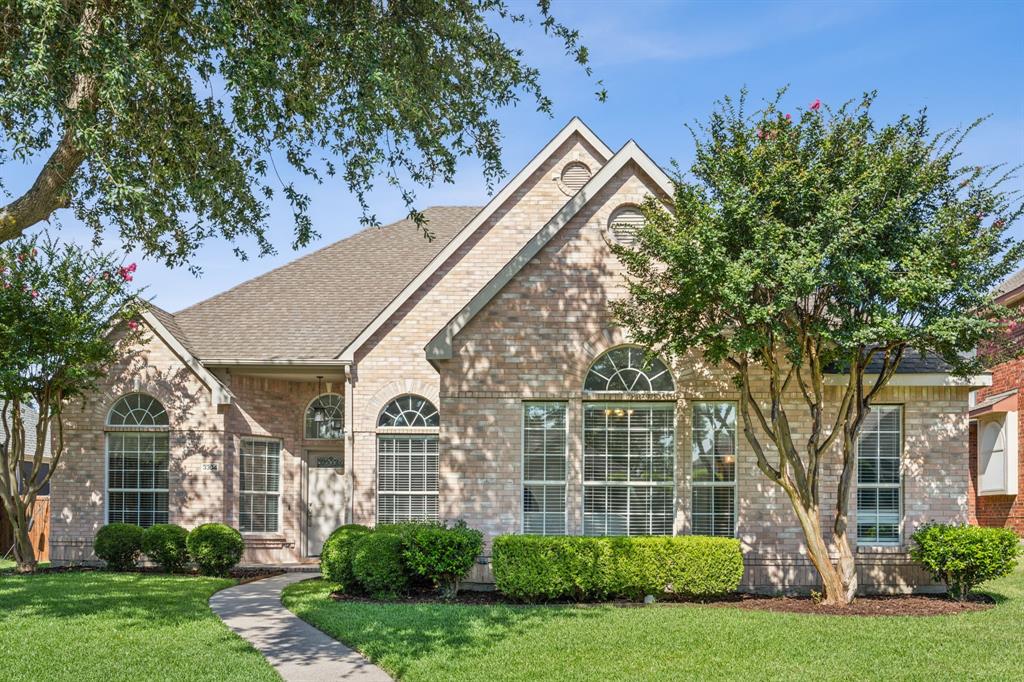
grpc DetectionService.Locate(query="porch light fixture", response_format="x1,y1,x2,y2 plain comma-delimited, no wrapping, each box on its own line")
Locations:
312,376,327,422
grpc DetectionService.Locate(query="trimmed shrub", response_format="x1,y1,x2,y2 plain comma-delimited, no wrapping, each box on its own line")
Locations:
142,523,190,573
187,523,245,577
403,522,484,597
910,523,1021,600
352,531,408,598
320,524,371,591
492,535,744,602
94,523,145,571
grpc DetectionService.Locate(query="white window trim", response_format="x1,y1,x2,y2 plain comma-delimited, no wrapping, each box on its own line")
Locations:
239,436,283,536
375,434,440,525
582,401,677,536
104,430,170,527
304,393,345,440
583,346,676,395
856,404,903,547
521,401,569,535
690,401,739,538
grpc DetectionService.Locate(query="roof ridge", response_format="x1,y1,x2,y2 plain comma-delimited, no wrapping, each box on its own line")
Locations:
174,206,482,317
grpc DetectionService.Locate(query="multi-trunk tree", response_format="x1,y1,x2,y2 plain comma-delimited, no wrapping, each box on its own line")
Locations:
614,91,1022,605
0,1,601,264
0,236,142,572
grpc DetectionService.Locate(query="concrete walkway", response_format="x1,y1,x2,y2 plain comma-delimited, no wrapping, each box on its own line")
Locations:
210,572,393,682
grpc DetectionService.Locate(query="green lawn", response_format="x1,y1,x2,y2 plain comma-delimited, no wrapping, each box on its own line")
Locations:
283,567,1024,681
0,571,279,682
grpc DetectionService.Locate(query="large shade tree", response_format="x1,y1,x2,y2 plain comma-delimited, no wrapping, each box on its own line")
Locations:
614,91,1022,605
0,236,142,572
0,0,601,265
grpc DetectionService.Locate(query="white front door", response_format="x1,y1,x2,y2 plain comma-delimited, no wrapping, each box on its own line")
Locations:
306,451,345,556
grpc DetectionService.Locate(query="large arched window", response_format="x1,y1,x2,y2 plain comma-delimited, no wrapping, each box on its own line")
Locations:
105,394,169,527
584,346,674,393
582,348,676,537
378,395,439,427
305,394,344,439
376,395,439,525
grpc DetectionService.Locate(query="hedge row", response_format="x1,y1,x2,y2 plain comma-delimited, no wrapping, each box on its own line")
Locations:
93,522,244,576
320,521,483,598
492,535,744,602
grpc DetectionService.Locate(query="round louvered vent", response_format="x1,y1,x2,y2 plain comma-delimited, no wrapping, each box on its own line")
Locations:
609,206,644,246
560,162,592,193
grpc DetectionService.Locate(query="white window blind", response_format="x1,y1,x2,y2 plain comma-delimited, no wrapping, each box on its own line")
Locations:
857,405,902,545
240,438,281,533
523,403,567,535
691,402,737,537
583,403,675,535
107,431,170,527
377,436,439,524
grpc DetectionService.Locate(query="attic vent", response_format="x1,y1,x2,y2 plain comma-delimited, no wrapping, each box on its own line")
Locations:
560,162,592,193
609,206,645,246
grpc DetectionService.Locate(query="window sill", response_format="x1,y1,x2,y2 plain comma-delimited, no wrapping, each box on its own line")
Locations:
856,544,905,555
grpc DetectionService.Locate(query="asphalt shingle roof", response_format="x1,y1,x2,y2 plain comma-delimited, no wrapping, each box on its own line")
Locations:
169,206,481,361
994,267,1024,302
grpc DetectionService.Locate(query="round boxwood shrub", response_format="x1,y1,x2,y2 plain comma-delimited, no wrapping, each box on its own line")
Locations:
187,523,245,576
352,531,408,598
320,524,370,591
403,522,484,597
910,522,1021,600
94,523,145,571
142,523,190,573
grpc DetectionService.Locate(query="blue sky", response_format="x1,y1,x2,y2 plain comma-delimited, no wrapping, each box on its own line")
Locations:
7,0,1024,311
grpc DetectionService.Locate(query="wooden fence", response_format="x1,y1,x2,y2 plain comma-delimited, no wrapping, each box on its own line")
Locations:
0,497,50,564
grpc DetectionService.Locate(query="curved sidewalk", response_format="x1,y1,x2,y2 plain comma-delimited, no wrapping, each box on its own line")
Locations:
210,572,392,682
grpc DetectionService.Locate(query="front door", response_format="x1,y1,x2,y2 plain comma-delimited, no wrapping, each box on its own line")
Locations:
306,451,345,556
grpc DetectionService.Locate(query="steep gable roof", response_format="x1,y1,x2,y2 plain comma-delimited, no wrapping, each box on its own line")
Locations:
426,140,672,361
995,266,1024,305
336,117,614,362
172,206,480,361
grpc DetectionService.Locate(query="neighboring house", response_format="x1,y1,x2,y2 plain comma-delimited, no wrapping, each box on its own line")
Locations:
969,268,1023,534
1,403,52,562
50,119,988,593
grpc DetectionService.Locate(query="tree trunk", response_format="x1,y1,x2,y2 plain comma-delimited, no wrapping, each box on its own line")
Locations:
781,486,854,605
2,495,39,573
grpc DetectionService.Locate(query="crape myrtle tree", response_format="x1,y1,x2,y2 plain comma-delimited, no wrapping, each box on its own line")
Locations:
0,1,602,266
613,91,1022,606
0,236,143,572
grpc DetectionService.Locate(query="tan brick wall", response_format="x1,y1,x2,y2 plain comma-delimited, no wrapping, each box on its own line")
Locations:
50,324,343,565
437,162,971,593
349,133,610,525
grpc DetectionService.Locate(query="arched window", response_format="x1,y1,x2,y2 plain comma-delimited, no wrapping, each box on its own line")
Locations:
105,394,169,527
107,393,169,426
376,395,439,524
608,205,645,246
305,394,344,439
584,346,674,393
378,395,439,428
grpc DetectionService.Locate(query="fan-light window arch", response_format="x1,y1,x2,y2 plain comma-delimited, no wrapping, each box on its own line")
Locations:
584,346,674,393
378,395,439,428
107,393,169,427
305,394,344,439
105,393,169,528
608,205,645,246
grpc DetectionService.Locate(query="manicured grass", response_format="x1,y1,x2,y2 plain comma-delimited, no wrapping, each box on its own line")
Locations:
283,566,1024,681
0,571,279,682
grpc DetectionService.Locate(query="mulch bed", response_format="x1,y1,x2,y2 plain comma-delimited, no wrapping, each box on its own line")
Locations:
329,587,995,616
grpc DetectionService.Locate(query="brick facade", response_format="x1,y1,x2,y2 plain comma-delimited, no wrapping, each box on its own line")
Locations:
51,124,977,594
969,306,1024,534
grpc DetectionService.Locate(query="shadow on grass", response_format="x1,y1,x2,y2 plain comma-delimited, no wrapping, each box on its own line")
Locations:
283,579,612,678
0,570,231,627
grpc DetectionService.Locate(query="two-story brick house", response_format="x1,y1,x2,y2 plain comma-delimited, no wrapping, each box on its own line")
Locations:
50,119,990,593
